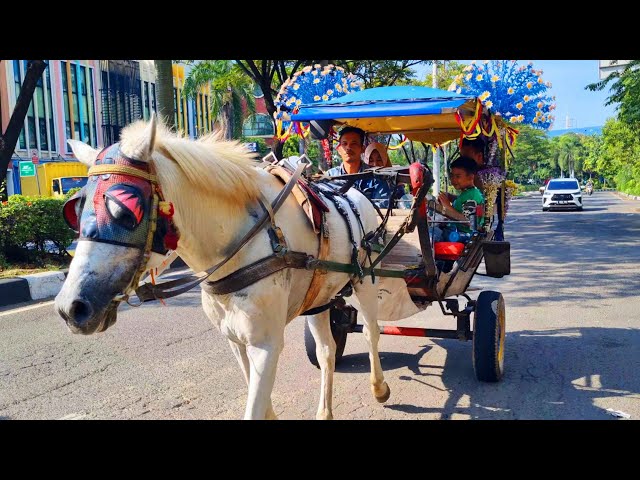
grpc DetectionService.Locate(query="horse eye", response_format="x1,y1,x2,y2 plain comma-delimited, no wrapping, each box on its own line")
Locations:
105,196,138,230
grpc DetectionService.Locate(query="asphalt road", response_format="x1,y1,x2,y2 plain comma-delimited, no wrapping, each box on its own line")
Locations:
1,191,639,420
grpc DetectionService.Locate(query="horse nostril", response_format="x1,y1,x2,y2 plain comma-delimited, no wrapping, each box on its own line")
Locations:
69,299,93,326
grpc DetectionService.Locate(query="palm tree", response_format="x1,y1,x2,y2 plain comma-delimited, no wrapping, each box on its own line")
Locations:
557,134,582,178
183,61,255,140
154,60,176,130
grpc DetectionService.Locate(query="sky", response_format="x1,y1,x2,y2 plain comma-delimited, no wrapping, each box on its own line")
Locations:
416,60,616,130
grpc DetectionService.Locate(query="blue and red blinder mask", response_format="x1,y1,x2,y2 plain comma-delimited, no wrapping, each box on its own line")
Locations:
63,143,176,255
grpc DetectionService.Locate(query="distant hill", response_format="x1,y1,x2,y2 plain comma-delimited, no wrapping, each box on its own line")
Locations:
546,126,602,138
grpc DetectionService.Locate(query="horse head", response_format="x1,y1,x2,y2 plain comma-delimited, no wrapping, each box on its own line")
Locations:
55,115,168,335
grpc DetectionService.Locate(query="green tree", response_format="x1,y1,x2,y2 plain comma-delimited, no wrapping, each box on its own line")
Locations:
419,60,466,89
550,134,582,178
586,60,640,126
509,125,551,182
183,60,256,140
600,118,640,193
234,60,429,157
0,60,48,188
235,60,324,157
334,60,429,88
581,134,604,181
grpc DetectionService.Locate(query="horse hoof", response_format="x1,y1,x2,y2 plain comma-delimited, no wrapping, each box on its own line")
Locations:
316,410,333,420
374,383,391,403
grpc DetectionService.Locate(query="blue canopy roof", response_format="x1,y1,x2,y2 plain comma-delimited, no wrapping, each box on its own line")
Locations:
288,86,477,121
283,85,482,144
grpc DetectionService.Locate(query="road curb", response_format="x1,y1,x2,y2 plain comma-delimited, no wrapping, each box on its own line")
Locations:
0,277,32,307
614,191,640,201
0,256,189,310
18,271,67,301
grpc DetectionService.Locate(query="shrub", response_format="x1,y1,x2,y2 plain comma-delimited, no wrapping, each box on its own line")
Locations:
0,194,75,262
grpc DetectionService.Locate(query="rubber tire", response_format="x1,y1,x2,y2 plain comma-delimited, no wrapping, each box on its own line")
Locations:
542,208,548,212
576,206,583,211
304,308,350,369
473,291,506,382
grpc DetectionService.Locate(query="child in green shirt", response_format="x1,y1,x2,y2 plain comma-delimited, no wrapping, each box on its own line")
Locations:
437,156,485,236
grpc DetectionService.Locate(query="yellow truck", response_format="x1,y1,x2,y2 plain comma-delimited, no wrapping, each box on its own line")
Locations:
20,162,88,198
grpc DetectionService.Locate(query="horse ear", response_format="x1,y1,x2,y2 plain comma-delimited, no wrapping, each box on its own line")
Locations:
146,113,157,157
133,113,157,160
68,140,99,167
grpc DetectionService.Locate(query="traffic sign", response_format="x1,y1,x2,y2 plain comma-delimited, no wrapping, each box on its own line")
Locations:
19,161,36,177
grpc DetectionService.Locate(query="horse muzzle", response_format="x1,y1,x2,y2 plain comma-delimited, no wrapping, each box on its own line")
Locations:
56,296,119,335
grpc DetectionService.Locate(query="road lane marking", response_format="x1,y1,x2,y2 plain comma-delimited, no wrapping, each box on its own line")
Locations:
0,300,55,316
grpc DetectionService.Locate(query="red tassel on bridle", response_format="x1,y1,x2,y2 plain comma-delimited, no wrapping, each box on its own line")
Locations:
158,201,174,218
157,200,179,250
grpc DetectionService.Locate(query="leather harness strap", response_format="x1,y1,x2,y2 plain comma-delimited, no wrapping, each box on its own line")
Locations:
203,202,331,315
293,220,330,317
202,251,310,295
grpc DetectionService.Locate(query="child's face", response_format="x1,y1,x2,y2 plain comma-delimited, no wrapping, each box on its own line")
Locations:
449,167,475,190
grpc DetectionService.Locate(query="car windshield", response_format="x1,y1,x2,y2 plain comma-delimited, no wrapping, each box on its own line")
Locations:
547,180,579,190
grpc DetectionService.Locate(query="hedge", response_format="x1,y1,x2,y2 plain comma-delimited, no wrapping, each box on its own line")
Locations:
0,192,76,262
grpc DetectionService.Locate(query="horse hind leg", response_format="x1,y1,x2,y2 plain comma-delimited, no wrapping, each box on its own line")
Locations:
228,340,278,420
353,278,391,404
306,310,336,420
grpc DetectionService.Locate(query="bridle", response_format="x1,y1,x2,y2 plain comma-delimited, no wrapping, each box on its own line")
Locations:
63,143,178,305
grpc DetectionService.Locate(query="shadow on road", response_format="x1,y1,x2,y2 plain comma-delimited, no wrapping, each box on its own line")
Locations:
375,326,640,419
495,201,640,306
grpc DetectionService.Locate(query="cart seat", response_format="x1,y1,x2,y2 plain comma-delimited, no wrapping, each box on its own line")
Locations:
434,242,465,261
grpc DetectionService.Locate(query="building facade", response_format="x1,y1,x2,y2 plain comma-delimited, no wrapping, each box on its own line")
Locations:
598,60,632,80
2,60,265,196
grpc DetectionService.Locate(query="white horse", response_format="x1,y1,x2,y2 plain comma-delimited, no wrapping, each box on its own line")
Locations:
55,116,390,419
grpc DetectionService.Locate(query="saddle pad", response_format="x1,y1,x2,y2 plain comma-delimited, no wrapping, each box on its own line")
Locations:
267,165,329,234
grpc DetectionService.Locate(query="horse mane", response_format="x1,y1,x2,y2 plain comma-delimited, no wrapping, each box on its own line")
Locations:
120,120,261,205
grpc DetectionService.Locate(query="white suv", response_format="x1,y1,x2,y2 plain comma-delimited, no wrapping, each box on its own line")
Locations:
542,178,583,211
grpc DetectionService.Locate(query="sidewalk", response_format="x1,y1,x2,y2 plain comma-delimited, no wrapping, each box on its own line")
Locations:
0,257,189,310
614,191,640,201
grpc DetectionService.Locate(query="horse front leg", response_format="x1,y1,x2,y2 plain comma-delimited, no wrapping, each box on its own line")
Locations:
353,279,391,403
244,341,283,420
228,340,278,420
306,310,336,420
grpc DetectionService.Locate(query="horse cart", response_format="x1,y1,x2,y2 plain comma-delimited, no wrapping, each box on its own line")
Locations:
283,86,513,382
57,83,515,419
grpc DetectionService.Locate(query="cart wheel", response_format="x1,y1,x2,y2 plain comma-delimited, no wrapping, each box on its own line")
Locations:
472,291,505,382
304,307,352,369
